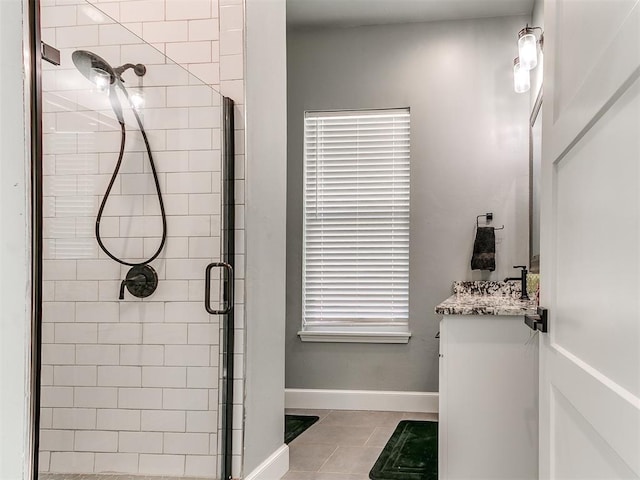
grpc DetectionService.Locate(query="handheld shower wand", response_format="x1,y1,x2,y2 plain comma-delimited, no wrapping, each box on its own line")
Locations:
72,50,166,299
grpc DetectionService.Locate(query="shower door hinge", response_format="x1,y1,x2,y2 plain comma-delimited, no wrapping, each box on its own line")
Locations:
41,42,60,66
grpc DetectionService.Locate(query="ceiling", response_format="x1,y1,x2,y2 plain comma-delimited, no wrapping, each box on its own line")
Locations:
287,0,534,28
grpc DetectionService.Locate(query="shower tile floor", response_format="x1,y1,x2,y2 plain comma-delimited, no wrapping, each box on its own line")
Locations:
282,409,438,480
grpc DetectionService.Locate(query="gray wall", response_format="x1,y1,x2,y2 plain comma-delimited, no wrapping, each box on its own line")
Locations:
243,0,288,474
286,16,530,393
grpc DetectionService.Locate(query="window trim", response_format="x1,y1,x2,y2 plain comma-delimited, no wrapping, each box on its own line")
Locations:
300,108,411,344
298,330,412,344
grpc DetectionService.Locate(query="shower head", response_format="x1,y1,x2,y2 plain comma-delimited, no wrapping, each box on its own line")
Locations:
72,50,117,88
72,50,147,86
72,50,147,125
73,50,124,124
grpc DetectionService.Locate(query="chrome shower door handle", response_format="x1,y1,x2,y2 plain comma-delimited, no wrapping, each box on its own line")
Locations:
205,262,234,315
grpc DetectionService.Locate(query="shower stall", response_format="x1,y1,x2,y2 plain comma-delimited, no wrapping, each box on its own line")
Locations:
31,1,239,478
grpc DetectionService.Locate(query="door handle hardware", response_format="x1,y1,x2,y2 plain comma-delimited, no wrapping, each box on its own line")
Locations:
205,262,234,315
525,307,548,333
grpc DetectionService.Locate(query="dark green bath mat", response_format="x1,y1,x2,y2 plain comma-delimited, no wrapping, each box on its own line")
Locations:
369,420,438,480
284,414,319,444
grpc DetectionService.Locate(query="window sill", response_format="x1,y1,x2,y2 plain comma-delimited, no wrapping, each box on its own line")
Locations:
297,330,412,344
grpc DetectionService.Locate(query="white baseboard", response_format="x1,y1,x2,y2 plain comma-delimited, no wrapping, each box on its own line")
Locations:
244,444,289,480
285,388,439,413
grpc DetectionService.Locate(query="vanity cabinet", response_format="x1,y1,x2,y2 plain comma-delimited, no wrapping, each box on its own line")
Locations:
438,315,538,479
436,282,538,480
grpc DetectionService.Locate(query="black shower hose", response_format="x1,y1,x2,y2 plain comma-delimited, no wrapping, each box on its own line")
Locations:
95,85,167,266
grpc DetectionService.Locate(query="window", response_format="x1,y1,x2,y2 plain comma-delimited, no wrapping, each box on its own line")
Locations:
300,109,411,343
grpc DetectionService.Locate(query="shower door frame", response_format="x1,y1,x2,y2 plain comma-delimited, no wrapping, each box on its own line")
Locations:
219,97,236,480
26,1,237,478
27,1,44,478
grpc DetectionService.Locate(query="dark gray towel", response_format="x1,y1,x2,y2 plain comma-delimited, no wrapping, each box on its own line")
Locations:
471,227,495,271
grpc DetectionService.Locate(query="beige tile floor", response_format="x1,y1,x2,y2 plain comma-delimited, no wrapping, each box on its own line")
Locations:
283,409,438,480
40,476,211,480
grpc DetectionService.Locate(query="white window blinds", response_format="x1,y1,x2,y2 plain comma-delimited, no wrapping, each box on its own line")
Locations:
303,109,410,335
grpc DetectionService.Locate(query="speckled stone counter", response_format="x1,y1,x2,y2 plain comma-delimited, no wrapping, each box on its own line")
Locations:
435,281,537,316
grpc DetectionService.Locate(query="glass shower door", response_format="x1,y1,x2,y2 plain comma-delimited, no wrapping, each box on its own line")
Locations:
36,2,232,478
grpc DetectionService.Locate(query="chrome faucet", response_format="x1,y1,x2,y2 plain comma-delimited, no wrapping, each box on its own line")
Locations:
504,265,529,300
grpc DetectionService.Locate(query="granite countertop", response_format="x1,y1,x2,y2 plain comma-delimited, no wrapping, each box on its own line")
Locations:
435,281,537,316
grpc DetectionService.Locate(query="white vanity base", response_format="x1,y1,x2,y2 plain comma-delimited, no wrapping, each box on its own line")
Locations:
438,314,538,480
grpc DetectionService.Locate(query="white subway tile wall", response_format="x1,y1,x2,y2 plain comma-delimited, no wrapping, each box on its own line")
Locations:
39,0,245,477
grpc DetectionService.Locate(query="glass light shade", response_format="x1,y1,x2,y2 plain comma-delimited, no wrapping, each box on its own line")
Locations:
514,58,530,93
518,32,538,70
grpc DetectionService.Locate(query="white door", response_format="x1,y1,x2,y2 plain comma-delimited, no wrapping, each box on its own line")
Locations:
539,0,640,478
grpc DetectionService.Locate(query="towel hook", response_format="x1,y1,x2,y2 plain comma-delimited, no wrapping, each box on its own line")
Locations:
477,212,504,230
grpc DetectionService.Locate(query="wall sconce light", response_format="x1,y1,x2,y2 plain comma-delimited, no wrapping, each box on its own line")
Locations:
518,25,544,70
513,57,530,93
514,25,543,93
